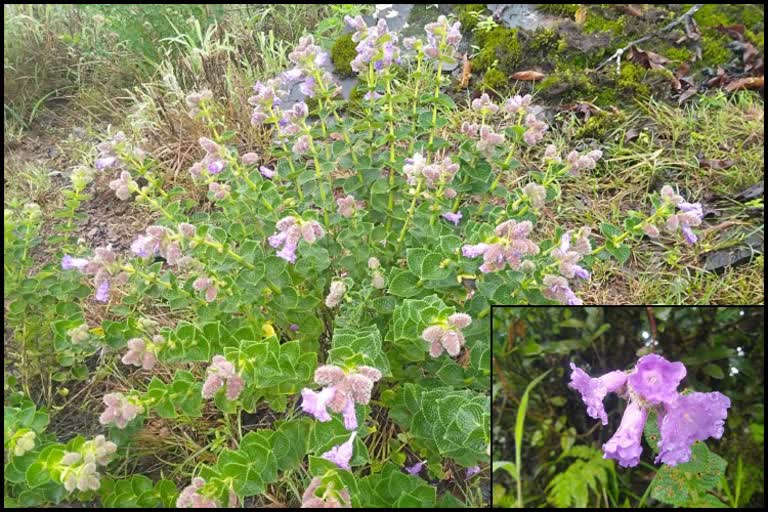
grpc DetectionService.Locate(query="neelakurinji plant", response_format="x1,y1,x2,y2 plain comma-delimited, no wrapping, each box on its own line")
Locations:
6,11,706,508
569,354,732,506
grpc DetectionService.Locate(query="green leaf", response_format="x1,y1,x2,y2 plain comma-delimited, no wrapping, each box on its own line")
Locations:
643,409,660,453
515,370,551,507
600,222,623,239
546,445,612,508
492,461,517,481
605,243,630,264
702,364,725,379
650,442,727,506
388,270,421,297
25,461,50,488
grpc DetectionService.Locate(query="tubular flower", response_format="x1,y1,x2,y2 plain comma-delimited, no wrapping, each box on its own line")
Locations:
568,363,627,425
570,354,730,468
655,391,731,466
421,313,472,358
269,216,325,263
461,219,540,273
551,228,592,280
202,355,244,401
602,400,648,468
627,354,686,405
61,246,120,303
300,365,382,430
99,393,143,429
321,432,357,470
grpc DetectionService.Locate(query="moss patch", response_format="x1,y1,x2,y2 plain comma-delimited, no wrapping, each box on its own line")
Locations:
331,33,357,79
473,26,522,74
480,68,507,92
456,4,487,33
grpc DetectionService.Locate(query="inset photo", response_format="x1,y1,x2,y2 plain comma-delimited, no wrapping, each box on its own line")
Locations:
492,306,764,509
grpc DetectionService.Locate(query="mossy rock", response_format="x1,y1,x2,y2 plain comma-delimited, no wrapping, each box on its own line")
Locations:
473,26,522,74
536,4,579,20
456,4,487,32
617,62,650,97
573,110,626,141
331,33,357,79
536,66,596,102
481,68,507,93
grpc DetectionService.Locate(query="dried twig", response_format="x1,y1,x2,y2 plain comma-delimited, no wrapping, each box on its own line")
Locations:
595,4,703,73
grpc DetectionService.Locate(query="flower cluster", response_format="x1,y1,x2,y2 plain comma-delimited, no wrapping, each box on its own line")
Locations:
542,275,583,305
189,137,228,178
301,477,352,508
523,113,549,145
60,436,116,493
321,432,357,470
462,219,540,273
62,246,122,303
185,89,213,118
99,392,143,429
569,354,730,467
95,131,145,171
300,364,383,430
423,15,461,61
660,185,704,244
345,16,401,73
504,94,533,115
13,431,36,456
248,78,286,126
108,170,137,200
325,280,346,308
523,182,547,209
470,93,499,115
336,194,362,218
131,225,183,264
268,215,325,263
403,153,459,189
121,335,163,370
368,257,386,289
177,477,237,508
551,227,592,280
566,148,604,174
421,313,472,358
202,355,245,401
67,323,91,344
192,276,219,302
284,35,337,98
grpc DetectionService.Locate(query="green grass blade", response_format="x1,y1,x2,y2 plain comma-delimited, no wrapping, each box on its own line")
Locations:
514,369,551,508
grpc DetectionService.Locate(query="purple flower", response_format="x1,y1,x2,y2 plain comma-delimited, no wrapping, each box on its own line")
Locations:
568,363,627,425
342,397,358,430
289,323,300,332
627,354,686,405
207,160,225,174
95,156,117,170
62,255,89,271
321,432,357,470
301,387,335,422
542,275,583,305
466,465,481,478
442,211,463,226
95,279,110,302
462,243,489,259
602,400,647,467
259,166,275,179
655,391,731,466
405,461,425,476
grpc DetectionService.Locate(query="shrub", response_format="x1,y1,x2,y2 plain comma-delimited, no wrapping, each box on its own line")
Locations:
5,13,705,508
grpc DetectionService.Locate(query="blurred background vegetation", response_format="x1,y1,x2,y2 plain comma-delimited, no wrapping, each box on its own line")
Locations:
492,306,764,508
